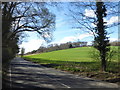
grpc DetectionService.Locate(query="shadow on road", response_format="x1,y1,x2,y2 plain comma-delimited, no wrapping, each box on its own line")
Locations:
3,57,119,89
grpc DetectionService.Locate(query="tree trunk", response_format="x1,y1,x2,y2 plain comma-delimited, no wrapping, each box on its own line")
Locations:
100,51,106,71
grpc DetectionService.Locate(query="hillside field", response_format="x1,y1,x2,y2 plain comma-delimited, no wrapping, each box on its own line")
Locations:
24,46,119,71
23,46,120,83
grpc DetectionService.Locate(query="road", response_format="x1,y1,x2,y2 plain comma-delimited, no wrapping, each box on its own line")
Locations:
6,57,119,89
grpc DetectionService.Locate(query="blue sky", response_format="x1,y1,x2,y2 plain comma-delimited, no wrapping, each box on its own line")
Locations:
19,2,119,53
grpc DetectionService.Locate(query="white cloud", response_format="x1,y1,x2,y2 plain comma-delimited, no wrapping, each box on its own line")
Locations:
56,20,67,28
19,39,45,53
104,16,118,25
77,33,93,40
50,33,93,45
109,38,118,42
84,9,96,18
84,9,119,26
49,36,76,45
91,16,119,27
60,36,76,43
84,9,119,27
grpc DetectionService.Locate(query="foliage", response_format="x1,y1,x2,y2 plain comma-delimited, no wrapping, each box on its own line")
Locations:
64,1,119,72
106,47,118,69
21,47,25,57
89,48,100,62
69,44,73,48
2,2,55,63
2,2,55,87
94,1,110,71
89,46,118,71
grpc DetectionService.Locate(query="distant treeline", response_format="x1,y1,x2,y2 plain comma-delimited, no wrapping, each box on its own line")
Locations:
26,41,88,55
25,41,120,55
109,41,120,46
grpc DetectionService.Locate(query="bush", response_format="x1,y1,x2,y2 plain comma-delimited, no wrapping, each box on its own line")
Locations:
89,47,118,71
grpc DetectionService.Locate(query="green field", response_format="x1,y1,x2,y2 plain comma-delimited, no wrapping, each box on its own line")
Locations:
25,47,93,62
24,46,119,73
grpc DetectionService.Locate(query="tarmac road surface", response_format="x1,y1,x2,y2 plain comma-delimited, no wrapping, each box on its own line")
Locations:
6,57,119,89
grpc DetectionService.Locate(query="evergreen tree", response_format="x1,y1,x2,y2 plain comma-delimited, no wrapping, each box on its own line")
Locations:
21,48,25,57
94,1,110,71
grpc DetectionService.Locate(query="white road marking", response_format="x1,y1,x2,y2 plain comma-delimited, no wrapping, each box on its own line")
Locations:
44,74,71,88
9,65,12,87
60,83,71,88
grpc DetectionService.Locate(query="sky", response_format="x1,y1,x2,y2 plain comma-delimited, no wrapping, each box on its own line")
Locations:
19,2,119,53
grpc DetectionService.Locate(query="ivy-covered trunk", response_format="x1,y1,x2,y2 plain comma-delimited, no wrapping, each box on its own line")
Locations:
94,1,110,72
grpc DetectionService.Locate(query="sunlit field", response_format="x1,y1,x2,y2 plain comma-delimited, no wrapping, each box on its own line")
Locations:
24,46,119,73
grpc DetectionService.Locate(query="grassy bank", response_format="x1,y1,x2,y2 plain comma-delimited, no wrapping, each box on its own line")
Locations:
23,46,120,84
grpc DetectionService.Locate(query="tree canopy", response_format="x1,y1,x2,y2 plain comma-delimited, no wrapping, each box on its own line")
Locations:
2,2,55,63
53,1,119,72
2,2,55,43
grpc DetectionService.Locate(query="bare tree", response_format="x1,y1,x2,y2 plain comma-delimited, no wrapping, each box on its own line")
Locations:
2,2,55,62
67,2,119,36
61,1,119,72
2,2,56,88
2,2,55,43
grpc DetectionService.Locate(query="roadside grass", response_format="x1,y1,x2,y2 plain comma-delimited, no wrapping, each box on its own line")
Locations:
23,46,120,83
